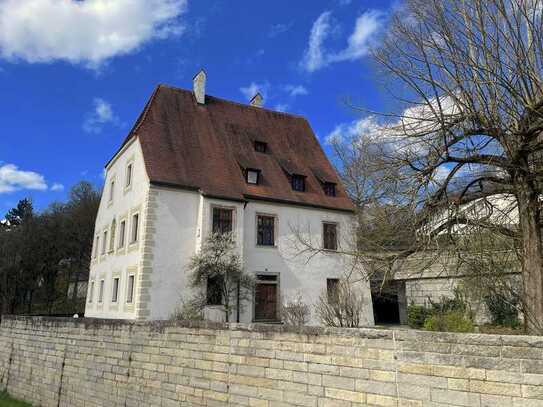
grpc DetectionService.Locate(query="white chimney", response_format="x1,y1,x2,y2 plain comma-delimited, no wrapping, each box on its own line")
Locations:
249,93,263,108
193,69,206,104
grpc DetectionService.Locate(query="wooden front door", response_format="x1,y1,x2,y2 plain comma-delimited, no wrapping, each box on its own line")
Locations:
254,283,278,321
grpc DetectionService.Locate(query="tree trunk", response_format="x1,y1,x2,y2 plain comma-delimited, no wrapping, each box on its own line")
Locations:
516,179,543,333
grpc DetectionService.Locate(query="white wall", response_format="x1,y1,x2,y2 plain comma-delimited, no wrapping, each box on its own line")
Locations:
146,187,201,319
84,138,148,319
241,201,373,326
147,191,373,326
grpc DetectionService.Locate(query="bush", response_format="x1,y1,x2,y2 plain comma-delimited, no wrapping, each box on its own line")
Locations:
423,310,474,333
281,293,310,326
170,299,204,321
315,280,366,328
407,304,431,328
484,293,520,328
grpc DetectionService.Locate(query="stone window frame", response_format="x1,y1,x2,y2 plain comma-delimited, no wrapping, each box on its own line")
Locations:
98,279,105,304
210,204,236,238
322,221,339,251
128,205,142,253
111,275,120,304
255,212,278,248
107,174,116,207
123,266,138,312
88,280,95,304
124,156,135,194
117,214,128,253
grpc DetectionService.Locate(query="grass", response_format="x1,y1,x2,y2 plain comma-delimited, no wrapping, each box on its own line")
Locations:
0,392,31,407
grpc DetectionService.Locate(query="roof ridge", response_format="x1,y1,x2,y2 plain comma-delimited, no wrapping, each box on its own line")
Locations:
158,83,308,120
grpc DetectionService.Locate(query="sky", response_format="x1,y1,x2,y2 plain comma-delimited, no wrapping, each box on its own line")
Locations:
0,0,397,213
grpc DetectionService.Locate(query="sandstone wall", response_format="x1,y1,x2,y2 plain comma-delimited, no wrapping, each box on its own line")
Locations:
1,316,542,406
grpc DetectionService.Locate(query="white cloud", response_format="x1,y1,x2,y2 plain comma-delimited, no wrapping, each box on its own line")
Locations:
0,164,47,193
51,183,64,192
268,22,293,38
0,0,187,68
300,11,333,73
83,98,120,134
274,103,290,112
300,10,384,72
283,85,309,97
240,81,270,101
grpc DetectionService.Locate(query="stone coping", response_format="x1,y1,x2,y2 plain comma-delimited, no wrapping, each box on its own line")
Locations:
2,314,543,347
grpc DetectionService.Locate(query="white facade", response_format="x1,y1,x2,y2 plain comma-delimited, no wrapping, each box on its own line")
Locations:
85,141,374,326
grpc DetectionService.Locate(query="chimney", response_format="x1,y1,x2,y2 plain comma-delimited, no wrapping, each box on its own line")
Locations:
193,69,206,104
249,93,263,108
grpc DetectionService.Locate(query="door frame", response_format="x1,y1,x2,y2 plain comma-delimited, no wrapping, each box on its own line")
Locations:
253,272,280,322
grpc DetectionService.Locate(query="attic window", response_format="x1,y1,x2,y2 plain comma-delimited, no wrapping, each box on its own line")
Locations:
291,174,305,192
323,182,336,197
246,169,260,185
254,141,267,153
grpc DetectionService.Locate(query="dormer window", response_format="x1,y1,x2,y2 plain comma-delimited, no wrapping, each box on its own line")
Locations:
254,141,267,153
246,169,260,185
323,182,336,197
291,174,305,192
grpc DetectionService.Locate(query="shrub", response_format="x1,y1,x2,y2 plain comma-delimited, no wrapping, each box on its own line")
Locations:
170,299,204,321
407,304,430,328
315,280,366,328
281,293,310,326
423,310,474,333
484,293,520,328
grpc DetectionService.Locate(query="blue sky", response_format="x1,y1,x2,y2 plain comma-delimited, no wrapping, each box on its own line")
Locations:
0,0,396,213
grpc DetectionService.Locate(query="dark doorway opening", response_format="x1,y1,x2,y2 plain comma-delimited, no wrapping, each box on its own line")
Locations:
372,293,400,324
371,280,407,325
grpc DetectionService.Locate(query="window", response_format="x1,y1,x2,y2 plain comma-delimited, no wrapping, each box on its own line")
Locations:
254,141,267,153
323,182,336,197
94,236,99,259
109,219,116,252
109,180,115,202
291,174,305,192
111,277,119,303
98,280,105,303
212,207,233,234
131,214,139,243
206,275,223,305
323,222,338,251
88,281,94,303
257,215,275,246
246,169,260,185
126,275,135,303
118,220,126,248
126,163,133,188
327,279,339,304
102,231,108,254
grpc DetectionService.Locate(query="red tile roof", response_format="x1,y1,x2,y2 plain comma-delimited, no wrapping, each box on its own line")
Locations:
116,84,355,213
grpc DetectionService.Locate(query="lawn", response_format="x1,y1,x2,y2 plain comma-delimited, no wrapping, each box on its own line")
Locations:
0,392,31,407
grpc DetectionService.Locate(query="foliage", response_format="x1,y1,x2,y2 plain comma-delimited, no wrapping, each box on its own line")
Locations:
407,304,431,329
280,293,310,326
423,310,475,333
314,280,366,328
0,182,100,316
169,298,204,321
484,293,520,328
187,233,254,322
0,391,32,407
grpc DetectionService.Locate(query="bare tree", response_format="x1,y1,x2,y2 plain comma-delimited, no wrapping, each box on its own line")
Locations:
350,0,543,333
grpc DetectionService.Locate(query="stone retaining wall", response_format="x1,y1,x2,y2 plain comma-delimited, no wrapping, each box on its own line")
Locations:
0,315,542,406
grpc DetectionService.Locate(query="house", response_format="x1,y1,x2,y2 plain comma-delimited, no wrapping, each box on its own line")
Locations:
84,71,374,325
372,193,520,325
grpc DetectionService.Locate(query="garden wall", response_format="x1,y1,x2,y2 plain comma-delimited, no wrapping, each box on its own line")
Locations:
1,315,542,406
